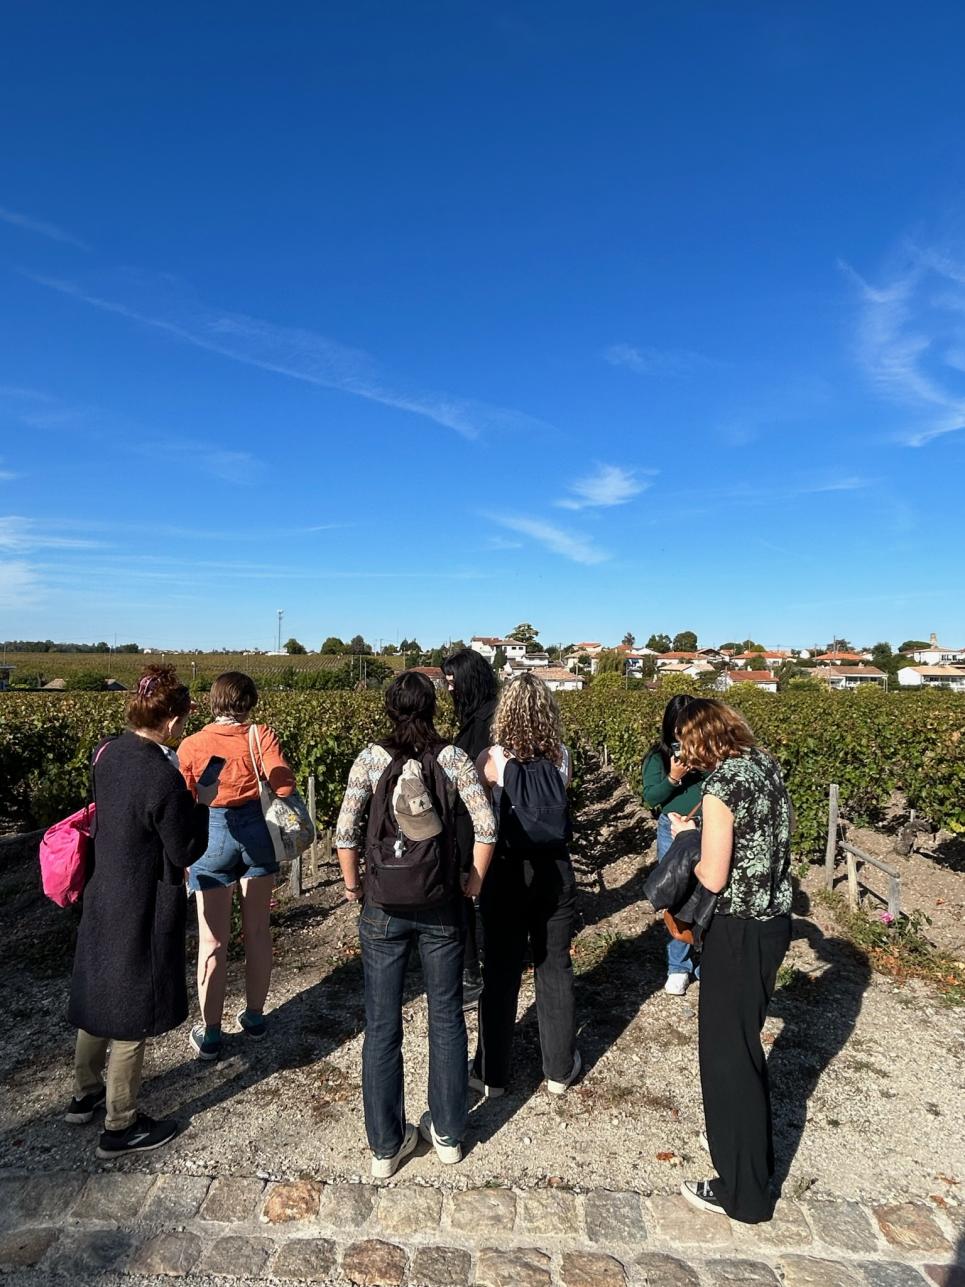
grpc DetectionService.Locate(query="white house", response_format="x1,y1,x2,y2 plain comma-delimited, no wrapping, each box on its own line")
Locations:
897,665,965,691
470,636,527,663
564,642,605,674
536,667,587,692
717,670,779,694
811,665,887,690
730,650,793,670
900,634,965,666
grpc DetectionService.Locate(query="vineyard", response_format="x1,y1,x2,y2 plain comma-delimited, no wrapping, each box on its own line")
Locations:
0,650,405,688
2,686,964,853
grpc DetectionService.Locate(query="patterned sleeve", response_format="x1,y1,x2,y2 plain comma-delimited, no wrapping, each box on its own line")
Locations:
334,746,378,849
441,746,497,845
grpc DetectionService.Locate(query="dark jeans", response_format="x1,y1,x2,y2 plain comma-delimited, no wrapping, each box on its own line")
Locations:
359,899,467,1157
698,912,792,1223
474,851,576,1088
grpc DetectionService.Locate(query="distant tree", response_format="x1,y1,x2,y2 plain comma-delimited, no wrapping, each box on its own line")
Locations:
404,652,421,669
381,643,398,656
493,647,508,671
546,644,561,661
673,631,698,651
94,641,110,653
508,623,539,647
321,636,346,655
719,641,739,652
399,638,421,654
870,642,900,681
575,651,592,673
826,638,854,653
898,640,929,653
740,639,765,653
428,647,446,667
349,634,373,655
622,632,636,648
775,660,808,690
116,643,141,653
636,655,658,681
284,638,307,655
596,649,626,675
448,639,466,654
646,633,671,654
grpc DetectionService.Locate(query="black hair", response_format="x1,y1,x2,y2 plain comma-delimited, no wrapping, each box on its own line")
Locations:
383,671,444,758
441,647,498,725
650,693,697,773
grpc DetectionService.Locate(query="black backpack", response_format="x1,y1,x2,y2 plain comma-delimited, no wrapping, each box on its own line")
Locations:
364,748,459,908
498,756,572,854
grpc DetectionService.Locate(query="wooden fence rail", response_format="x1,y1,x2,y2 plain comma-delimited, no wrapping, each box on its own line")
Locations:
824,782,902,918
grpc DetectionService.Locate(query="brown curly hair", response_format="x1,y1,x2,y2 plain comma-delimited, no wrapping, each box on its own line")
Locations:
126,665,191,732
490,672,564,765
675,698,755,771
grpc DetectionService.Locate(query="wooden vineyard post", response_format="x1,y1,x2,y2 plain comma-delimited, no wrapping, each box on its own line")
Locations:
845,849,859,911
307,775,318,883
825,783,839,890
289,850,302,898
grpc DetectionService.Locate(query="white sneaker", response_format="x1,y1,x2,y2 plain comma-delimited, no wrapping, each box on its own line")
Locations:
419,1112,462,1164
546,1049,582,1095
468,1062,505,1099
664,973,689,996
371,1122,418,1180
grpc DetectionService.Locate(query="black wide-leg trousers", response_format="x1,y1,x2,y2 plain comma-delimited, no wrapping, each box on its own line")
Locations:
698,911,791,1223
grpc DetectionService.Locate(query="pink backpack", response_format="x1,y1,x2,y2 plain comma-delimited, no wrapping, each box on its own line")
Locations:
39,741,110,907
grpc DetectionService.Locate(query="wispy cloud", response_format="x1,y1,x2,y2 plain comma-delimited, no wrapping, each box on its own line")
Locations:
484,513,609,565
484,535,524,551
556,463,652,511
844,247,965,447
0,516,105,552
26,271,542,440
0,384,84,431
0,559,41,608
0,205,90,251
0,460,17,481
604,342,721,376
797,475,874,494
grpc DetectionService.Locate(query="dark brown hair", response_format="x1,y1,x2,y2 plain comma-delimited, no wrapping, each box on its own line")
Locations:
126,665,191,731
383,671,443,758
210,672,258,720
675,698,756,771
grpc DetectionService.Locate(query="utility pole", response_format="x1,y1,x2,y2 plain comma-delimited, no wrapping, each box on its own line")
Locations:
277,609,284,654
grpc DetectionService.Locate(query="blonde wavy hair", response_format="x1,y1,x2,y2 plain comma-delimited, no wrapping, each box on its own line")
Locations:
490,672,564,765
675,698,755,771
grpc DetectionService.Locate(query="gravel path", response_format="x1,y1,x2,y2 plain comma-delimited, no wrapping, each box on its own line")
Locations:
0,763,962,1211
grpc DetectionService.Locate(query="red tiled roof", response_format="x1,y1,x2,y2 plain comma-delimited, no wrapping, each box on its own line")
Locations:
537,667,585,684
726,670,776,684
657,651,699,661
815,651,867,662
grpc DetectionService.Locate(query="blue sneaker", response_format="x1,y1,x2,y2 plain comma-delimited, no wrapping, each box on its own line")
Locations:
189,1025,222,1061
236,1009,267,1041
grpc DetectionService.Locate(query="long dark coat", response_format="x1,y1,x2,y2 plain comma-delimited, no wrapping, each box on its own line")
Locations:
68,732,209,1040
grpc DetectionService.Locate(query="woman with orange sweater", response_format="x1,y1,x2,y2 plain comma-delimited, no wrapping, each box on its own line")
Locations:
178,672,295,1060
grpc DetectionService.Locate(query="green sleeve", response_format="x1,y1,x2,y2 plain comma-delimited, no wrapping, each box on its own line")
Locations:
642,752,675,807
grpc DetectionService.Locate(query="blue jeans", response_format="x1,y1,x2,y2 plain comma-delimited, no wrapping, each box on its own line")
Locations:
188,800,278,892
657,813,695,977
359,899,467,1158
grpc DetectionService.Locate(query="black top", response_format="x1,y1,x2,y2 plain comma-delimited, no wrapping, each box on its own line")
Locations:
452,697,497,868
68,732,209,1040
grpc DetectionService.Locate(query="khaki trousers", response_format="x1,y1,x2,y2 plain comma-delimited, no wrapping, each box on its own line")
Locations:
73,1029,146,1131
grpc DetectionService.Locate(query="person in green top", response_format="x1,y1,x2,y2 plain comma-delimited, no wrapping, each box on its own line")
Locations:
641,695,707,994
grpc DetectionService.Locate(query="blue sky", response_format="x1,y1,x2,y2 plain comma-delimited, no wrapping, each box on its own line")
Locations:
2,2,964,652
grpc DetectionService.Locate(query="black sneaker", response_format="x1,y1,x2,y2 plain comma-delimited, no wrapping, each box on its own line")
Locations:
462,972,483,1009
96,1114,178,1159
65,1088,106,1124
681,1178,725,1214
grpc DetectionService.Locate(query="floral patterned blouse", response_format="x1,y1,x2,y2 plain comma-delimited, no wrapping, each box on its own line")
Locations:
335,743,497,849
702,747,792,919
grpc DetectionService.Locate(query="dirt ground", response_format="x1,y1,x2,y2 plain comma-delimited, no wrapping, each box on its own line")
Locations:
0,762,962,1210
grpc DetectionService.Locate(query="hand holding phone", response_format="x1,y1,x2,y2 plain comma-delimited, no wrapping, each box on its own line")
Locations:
196,755,226,805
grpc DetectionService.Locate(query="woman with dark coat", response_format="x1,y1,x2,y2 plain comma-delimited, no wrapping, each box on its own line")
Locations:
443,648,499,1006
66,666,211,1158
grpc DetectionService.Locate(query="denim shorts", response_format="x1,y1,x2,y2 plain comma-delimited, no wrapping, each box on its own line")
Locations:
188,800,279,892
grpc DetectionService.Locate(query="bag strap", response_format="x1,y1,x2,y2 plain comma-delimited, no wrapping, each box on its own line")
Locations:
682,800,702,822
248,724,267,783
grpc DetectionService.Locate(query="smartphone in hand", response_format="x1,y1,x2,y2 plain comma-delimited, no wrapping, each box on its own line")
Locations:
197,756,226,788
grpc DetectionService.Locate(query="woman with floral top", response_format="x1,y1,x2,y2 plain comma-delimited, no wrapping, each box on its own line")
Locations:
335,671,495,1179
669,698,792,1224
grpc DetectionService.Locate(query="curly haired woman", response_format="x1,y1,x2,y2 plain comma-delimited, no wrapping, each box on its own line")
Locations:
470,672,579,1099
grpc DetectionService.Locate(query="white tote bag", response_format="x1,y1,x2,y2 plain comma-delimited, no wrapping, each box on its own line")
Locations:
248,725,315,864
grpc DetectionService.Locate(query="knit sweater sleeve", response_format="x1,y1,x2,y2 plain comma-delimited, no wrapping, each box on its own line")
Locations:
440,746,497,845
334,745,381,850
642,751,676,807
